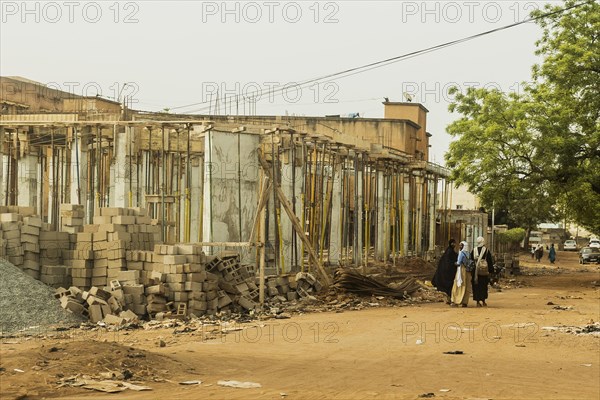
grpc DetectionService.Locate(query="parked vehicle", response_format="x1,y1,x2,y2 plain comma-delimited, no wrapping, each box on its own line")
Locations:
564,239,577,251
579,247,600,264
589,238,600,249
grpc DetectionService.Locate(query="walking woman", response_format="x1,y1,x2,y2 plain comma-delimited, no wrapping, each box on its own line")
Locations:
471,236,494,307
432,239,458,304
451,241,471,307
548,243,556,264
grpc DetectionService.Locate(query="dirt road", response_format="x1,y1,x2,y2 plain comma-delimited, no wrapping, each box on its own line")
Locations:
1,251,599,400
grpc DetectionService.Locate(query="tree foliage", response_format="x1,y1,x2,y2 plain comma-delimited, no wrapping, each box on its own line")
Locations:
446,0,600,234
496,228,527,244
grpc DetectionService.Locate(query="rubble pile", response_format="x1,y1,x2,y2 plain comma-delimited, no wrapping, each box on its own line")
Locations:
56,240,324,323
55,285,140,325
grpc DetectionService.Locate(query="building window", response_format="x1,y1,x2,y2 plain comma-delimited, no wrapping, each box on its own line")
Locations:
456,205,463,210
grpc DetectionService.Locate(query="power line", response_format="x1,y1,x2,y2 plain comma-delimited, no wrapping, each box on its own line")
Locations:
169,0,592,115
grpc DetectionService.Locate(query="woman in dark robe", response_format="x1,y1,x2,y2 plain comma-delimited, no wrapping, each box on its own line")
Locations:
471,236,494,307
432,239,458,304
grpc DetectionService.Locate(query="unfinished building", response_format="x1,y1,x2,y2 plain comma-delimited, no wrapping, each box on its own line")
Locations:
0,76,451,282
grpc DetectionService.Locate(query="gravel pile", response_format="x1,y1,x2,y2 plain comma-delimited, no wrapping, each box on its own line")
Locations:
0,259,84,335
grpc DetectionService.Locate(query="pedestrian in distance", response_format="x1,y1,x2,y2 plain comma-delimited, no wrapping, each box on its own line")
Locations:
535,244,544,262
548,243,556,264
451,241,472,308
471,236,494,307
432,239,458,304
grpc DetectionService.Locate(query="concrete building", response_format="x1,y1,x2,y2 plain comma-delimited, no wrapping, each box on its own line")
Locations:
1,76,450,274
436,184,488,252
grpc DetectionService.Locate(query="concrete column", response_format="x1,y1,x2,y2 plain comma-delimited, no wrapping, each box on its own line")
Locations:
189,157,202,243
47,144,56,226
202,131,259,262
354,165,363,267
17,152,38,208
113,125,129,207
202,132,214,254
402,174,410,255
71,128,89,214
280,160,302,272
0,127,4,206
329,162,342,265
415,173,424,255
429,177,437,252
376,170,387,260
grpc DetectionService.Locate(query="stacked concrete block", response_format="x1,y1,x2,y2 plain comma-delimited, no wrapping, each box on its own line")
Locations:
1,212,24,269
59,204,85,234
39,231,69,266
90,207,158,288
58,228,93,289
41,265,70,288
21,216,42,279
118,278,147,317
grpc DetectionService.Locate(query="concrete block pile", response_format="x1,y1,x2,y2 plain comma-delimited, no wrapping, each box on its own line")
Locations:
39,231,70,286
294,272,323,298
206,252,260,311
2,205,326,321
55,285,139,324
59,204,85,234
61,206,161,290
0,206,42,279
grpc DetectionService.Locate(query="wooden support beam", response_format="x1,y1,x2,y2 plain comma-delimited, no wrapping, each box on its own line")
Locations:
197,242,257,247
248,176,272,243
257,148,331,286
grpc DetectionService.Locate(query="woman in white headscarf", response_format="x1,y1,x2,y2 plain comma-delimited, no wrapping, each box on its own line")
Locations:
471,236,494,307
451,241,471,307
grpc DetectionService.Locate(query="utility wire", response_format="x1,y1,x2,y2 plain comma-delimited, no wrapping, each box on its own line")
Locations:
169,0,592,114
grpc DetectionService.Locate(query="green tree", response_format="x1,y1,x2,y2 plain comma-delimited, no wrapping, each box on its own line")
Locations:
445,87,555,229
445,0,600,234
531,0,600,234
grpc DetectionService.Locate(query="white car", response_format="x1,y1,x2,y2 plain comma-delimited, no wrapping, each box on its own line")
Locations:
564,240,577,251
589,239,600,249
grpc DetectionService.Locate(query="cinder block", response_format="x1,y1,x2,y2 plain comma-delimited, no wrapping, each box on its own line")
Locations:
103,314,126,325
187,272,207,282
117,270,139,282
188,300,207,311
71,268,93,278
21,225,40,236
0,213,20,222
166,273,186,283
23,216,42,228
89,304,104,323
184,281,203,292
145,284,165,295
21,233,39,244
163,255,187,264
3,230,20,240
112,215,136,225
61,217,83,226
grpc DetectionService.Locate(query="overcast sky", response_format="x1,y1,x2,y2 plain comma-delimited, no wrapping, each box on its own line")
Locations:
0,0,560,164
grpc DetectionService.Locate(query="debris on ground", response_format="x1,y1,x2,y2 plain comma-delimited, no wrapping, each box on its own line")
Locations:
333,268,421,298
541,322,600,336
217,380,262,389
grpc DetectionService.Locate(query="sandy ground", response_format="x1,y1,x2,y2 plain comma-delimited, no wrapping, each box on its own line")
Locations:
1,250,599,400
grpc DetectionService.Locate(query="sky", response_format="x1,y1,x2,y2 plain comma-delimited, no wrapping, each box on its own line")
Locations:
0,0,562,165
